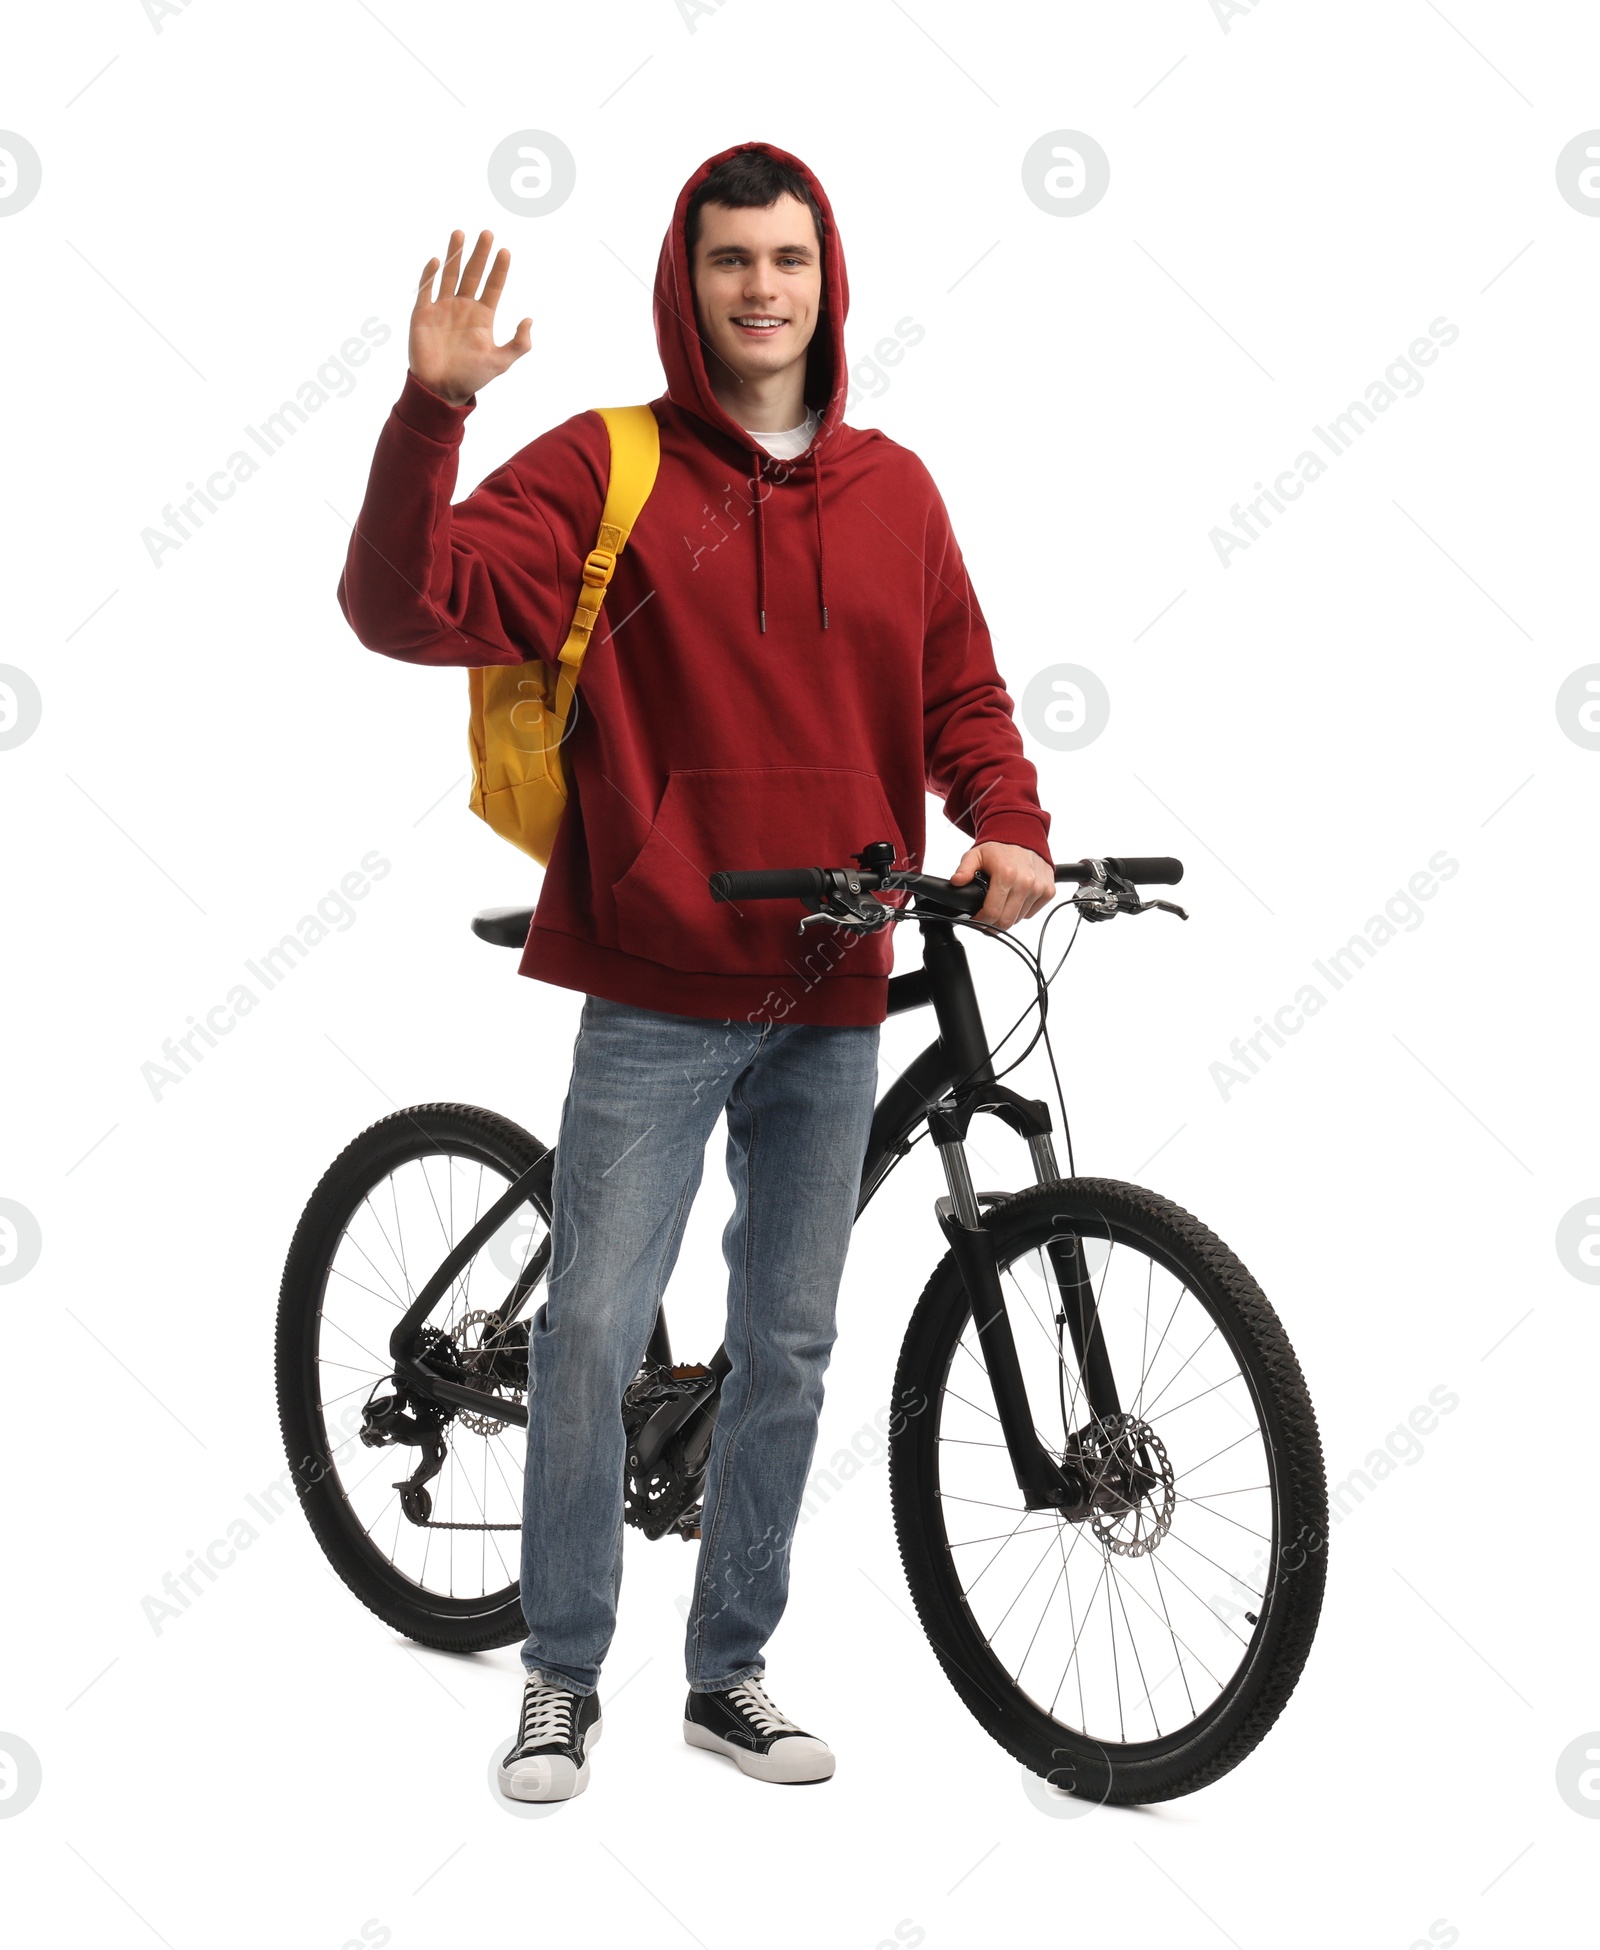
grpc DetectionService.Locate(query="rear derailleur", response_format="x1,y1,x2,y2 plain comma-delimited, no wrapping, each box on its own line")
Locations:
359,1318,530,1526
359,1369,449,1524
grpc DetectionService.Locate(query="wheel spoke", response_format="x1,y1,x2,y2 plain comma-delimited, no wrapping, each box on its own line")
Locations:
947,1525,1070,1547
939,1382,1004,1426
983,1527,1069,1644
1131,1281,1187,1421
1106,1547,1157,1738
1050,1525,1088,1729
357,1191,413,1303
1112,1553,1228,1689
1138,1322,1220,1419
963,1508,1046,1596
1174,1425,1262,1480
1167,1487,1271,1541
1150,1556,1197,1717
1159,1525,1266,1596
338,1217,411,1313
1101,1545,1125,1742
1047,1551,1110,1719
325,1264,407,1312
317,1314,391,1372
1145,1367,1253,1424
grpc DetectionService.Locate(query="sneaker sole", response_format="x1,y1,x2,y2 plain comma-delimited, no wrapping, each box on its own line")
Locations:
682,1719,834,1784
497,1714,603,1802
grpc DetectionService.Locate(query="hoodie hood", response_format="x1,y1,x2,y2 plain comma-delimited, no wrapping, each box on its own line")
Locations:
653,140,850,632
653,139,850,450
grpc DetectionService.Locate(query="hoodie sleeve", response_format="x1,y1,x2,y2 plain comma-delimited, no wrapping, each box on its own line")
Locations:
918,482,1053,865
336,372,606,669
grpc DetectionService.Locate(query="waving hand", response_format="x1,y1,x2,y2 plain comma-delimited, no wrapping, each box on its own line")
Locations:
408,228,532,406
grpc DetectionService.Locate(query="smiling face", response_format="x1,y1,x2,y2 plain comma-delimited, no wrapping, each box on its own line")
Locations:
689,194,823,397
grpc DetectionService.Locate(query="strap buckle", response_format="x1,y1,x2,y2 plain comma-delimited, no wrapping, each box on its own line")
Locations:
581,547,617,589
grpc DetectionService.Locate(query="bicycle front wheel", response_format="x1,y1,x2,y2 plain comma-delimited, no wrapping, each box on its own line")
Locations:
889,1178,1326,1804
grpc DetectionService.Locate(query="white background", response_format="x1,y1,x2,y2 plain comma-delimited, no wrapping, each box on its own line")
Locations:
3,1,1596,1945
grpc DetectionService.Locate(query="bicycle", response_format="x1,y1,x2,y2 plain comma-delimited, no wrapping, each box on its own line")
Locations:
275,845,1327,1804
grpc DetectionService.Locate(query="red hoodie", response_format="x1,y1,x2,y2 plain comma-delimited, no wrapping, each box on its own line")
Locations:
337,140,1051,1027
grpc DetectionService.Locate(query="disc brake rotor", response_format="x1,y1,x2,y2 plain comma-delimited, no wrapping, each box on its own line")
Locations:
453,1308,526,1436
1079,1413,1176,1557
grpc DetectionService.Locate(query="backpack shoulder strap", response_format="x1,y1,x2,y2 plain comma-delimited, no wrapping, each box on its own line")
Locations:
556,405,662,670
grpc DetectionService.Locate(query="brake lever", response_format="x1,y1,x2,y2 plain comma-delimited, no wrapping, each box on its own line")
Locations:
1072,859,1188,924
796,867,895,935
1073,890,1189,923
797,902,890,934
1073,860,1131,922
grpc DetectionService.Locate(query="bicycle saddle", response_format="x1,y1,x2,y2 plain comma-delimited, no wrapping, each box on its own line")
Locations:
472,906,536,948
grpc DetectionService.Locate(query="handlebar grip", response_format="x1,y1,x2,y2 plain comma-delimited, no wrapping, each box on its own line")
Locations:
1103,856,1184,886
708,867,826,904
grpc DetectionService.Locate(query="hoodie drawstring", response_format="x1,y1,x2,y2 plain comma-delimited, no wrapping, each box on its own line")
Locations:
749,434,829,637
751,447,768,635
813,441,829,631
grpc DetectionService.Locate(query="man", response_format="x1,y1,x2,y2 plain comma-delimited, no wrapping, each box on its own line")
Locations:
338,140,1055,1800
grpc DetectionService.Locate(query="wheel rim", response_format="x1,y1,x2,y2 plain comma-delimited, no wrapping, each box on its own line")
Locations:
930,1211,1280,1754
312,1143,546,1605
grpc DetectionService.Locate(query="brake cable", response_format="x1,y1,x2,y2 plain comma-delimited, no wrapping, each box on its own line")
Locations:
799,860,1185,1185
887,896,1082,1178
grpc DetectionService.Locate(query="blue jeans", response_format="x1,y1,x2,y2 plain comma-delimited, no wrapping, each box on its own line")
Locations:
519,994,880,1695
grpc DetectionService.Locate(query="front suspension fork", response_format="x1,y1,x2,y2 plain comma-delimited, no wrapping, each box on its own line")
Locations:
930,1085,1112,1516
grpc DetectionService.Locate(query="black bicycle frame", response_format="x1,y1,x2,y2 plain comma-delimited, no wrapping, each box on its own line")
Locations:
389,911,1103,1516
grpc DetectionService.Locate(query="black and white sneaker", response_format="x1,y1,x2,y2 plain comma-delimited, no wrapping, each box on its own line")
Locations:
497,1674,603,1802
683,1676,835,1784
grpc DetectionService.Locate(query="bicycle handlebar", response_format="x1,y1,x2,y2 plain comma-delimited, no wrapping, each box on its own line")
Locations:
708,867,830,905
707,855,1185,917
1099,857,1184,887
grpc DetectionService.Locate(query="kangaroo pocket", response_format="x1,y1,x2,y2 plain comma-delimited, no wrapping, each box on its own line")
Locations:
612,766,905,981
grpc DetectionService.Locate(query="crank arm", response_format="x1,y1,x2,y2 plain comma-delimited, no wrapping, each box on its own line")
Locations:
629,1371,719,1479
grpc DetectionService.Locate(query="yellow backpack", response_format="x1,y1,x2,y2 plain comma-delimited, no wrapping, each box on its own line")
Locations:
466,404,661,864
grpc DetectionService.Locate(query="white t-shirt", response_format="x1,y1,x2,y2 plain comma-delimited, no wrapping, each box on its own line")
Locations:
747,407,820,460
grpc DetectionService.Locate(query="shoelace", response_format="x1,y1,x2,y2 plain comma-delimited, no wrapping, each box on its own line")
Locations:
726,1677,801,1737
516,1681,576,1753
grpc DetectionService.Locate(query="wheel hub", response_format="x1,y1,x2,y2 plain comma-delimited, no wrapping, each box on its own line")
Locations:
1066,1413,1176,1557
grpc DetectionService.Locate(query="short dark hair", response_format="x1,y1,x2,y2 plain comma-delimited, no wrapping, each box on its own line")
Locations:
685,151,825,258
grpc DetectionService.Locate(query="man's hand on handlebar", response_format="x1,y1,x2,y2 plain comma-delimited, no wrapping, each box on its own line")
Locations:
948,841,1058,932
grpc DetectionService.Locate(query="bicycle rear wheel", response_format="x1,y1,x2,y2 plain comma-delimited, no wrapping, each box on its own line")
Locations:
889,1178,1326,1803
275,1103,549,1652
